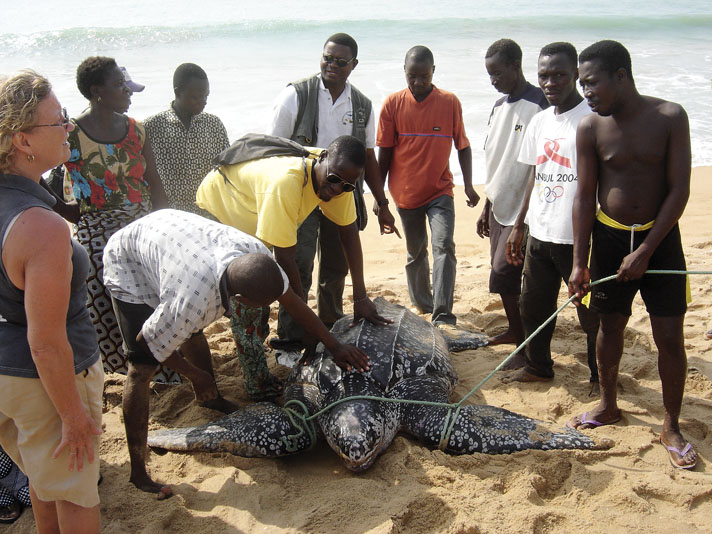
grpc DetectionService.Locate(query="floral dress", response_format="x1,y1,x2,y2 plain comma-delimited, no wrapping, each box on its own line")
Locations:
64,117,178,383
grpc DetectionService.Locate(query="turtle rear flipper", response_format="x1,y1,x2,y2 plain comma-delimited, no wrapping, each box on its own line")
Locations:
147,402,314,457
438,326,489,352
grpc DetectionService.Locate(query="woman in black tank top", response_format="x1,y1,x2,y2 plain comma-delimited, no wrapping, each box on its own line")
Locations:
0,70,102,532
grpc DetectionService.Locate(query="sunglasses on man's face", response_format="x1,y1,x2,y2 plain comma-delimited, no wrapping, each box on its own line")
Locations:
325,155,356,192
327,173,356,192
322,54,355,68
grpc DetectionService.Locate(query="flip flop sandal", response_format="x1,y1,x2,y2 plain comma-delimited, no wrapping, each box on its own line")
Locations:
566,411,621,429
660,438,697,469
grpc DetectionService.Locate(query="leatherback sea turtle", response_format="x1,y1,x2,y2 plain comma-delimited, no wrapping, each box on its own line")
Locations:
148,299,602,471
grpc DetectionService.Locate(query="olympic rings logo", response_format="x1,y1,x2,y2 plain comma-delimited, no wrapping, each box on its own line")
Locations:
539,185,564,203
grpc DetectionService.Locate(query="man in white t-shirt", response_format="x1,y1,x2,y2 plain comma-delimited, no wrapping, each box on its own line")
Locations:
268,33,399,354
478,38,549,350
502,42,600,394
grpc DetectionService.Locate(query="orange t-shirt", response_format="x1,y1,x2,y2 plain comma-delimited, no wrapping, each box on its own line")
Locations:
377,86,469,209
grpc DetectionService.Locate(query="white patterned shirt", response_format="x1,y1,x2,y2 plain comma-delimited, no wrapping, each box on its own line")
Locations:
103,210,288,362
144,106,230,214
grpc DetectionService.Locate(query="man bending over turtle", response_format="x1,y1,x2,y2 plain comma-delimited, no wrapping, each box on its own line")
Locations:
104,209,370,498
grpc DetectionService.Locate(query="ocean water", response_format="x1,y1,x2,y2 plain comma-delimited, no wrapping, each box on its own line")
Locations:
2,0,711,183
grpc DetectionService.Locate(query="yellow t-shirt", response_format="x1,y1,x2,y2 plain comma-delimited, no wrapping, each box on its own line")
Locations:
196,150,356,248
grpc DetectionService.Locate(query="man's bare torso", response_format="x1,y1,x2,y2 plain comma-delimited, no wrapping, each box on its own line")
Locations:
587,96,682,225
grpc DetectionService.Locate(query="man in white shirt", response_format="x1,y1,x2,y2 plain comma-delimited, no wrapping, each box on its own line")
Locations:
478,38,548,350
503,42,600,394
268,33,398,353
104,209,370,499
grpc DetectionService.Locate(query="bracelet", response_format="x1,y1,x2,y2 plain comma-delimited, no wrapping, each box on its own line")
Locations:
354,296,370,304
377,198,389,207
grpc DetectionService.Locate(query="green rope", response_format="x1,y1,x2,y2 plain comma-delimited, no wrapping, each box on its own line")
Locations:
280,399,318,452
280,270,712,451
437,405,462,451
306,395,458,421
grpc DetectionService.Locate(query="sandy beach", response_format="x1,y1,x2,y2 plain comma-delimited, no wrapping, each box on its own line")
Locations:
9,168,712,534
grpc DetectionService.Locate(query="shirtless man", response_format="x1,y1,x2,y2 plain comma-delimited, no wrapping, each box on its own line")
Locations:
567,40,697,469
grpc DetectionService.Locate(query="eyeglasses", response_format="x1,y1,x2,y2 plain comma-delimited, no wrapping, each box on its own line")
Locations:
322,54,355,68
32,108,70,130
326,155,356,192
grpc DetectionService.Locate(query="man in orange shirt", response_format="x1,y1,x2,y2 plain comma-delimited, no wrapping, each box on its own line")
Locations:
377,46,479,325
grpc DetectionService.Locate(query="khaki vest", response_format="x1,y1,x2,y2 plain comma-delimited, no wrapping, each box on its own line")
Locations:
288,75,372,230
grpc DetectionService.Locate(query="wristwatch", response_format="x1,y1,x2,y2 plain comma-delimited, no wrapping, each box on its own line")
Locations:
377,198,389,207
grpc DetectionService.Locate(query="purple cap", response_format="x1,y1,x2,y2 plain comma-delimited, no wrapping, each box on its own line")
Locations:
120,67,145,92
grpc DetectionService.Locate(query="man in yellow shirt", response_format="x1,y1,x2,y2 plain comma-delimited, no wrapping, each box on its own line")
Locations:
198,135,389,400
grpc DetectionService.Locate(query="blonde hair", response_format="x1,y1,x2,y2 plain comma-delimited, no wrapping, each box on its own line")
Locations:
0,70,52,173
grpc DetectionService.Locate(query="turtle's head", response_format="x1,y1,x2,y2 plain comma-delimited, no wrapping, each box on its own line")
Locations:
323,399,394,471
320,374,398,471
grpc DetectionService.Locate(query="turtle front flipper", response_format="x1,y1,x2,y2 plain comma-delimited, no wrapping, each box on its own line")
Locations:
395,375,456,448
147,402,314,457
396,376,606,454
439,404,605,453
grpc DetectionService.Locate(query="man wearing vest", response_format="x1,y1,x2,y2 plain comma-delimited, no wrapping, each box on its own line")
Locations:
268,32,399,353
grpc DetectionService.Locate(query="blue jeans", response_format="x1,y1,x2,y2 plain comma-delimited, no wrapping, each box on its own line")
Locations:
397,195,457,325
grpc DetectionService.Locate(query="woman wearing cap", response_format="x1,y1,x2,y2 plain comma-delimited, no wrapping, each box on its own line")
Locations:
119,66,146,94
62,56,169,380
0,70,102,533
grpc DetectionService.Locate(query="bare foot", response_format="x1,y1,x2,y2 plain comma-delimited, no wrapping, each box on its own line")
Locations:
198,395,240,414
660,430,698,469
130,474,173,500
500,352,528,371
501,368,552,383
488,330,521,346
566,409,621,430
589,382,601,397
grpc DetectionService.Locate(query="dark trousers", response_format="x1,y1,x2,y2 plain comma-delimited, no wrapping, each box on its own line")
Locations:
520,236,599,382
277,208,348,344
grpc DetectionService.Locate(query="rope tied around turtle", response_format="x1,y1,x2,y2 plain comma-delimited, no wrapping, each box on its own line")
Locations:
281,270,712,453
280,399,318,452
